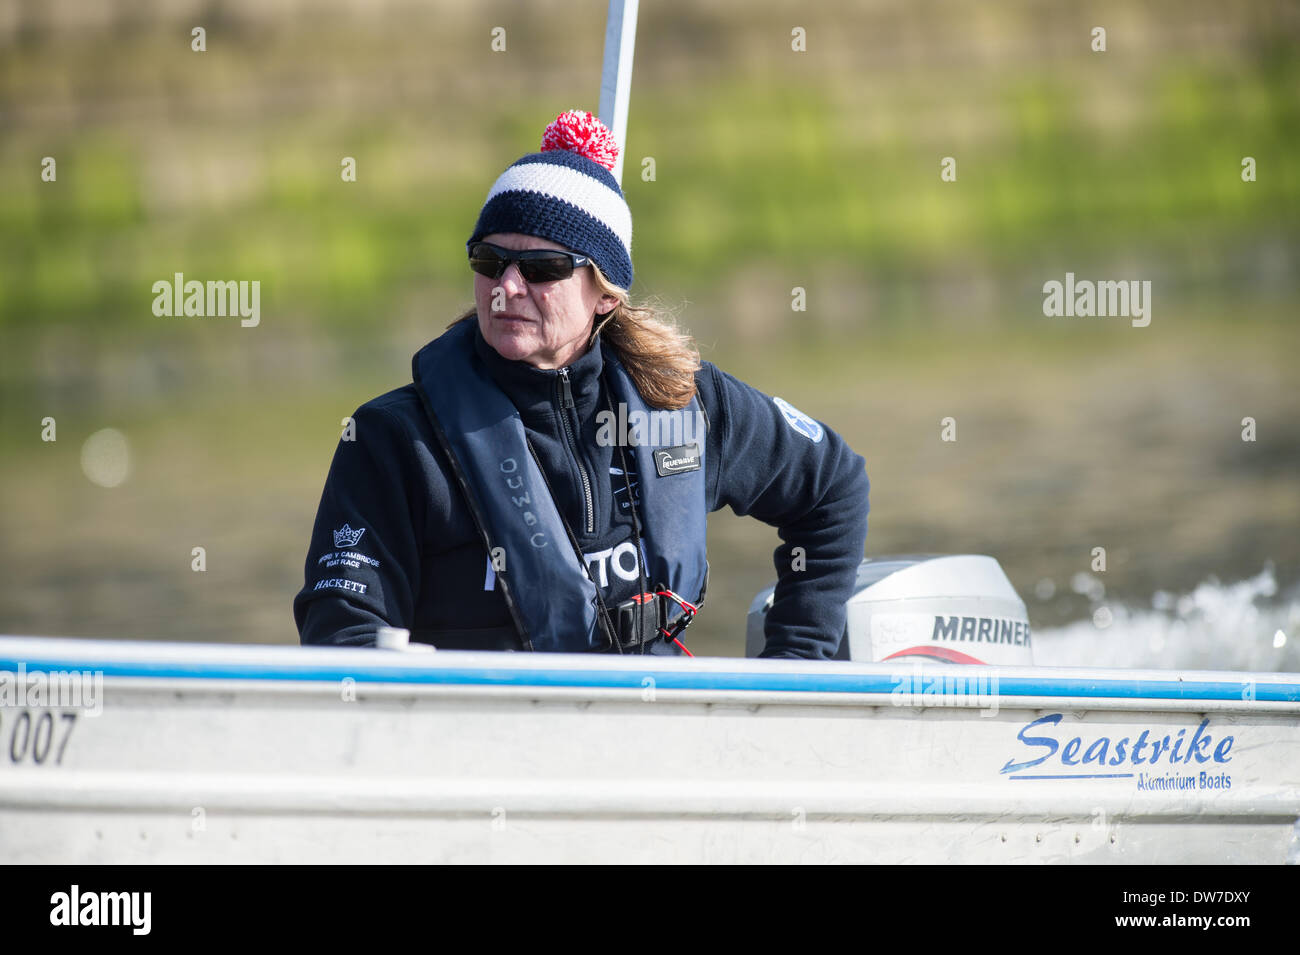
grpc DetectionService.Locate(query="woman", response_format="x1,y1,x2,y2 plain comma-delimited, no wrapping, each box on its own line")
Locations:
294,111,869,657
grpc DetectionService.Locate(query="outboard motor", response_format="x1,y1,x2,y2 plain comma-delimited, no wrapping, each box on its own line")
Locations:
745,555,1033,665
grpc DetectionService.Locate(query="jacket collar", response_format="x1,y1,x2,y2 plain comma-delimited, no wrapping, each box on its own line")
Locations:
470,319,605,415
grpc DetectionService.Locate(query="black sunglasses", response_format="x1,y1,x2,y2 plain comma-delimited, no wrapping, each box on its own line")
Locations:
468,241,592,284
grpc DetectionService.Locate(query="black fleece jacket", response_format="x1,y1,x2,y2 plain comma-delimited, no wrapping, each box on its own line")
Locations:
293,323,869,658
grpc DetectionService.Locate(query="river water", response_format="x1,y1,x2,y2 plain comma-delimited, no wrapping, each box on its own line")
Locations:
1033,565,1300,673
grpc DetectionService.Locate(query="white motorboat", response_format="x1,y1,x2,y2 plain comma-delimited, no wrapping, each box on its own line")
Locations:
1,555,1296,864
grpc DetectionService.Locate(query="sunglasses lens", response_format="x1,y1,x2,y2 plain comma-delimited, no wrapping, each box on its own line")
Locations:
468,244,506,278
469,244,579,283
519,253,574,283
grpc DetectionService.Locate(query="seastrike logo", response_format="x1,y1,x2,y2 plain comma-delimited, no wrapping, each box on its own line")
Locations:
1000,714,1235,789
332,524,365,548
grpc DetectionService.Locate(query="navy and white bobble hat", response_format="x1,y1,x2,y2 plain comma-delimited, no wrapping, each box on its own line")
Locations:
467,110,633,291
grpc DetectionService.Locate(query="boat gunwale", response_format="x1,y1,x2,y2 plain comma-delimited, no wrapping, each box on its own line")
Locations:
2,635,1298,709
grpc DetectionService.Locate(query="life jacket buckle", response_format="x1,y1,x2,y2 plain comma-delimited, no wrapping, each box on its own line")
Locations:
609,589,700,652
609,592,665,650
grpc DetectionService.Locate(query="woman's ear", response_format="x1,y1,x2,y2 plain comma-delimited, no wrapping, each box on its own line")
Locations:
597,293,619,315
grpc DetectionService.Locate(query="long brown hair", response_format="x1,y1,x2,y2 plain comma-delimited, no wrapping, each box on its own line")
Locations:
449,264,700,410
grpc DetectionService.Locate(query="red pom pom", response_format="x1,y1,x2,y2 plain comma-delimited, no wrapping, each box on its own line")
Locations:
540,110,619,171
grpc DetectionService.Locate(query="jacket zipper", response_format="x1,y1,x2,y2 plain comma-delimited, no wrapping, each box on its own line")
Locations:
557,367,595,534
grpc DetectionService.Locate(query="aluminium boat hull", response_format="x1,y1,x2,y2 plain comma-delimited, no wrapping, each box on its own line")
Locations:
0,635,1296,863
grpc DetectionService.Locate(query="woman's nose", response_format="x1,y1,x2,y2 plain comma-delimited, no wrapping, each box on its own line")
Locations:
500,262,528,295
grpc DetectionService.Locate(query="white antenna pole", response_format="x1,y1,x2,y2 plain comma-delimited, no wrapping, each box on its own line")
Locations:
598,0,639,186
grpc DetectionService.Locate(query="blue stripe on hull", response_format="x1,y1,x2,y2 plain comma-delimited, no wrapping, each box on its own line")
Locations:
2,654,1297,703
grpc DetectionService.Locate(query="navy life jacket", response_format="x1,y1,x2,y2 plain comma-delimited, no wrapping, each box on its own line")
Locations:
411,319,708,652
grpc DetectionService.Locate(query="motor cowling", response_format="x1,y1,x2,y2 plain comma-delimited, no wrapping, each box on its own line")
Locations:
745,555,1033,664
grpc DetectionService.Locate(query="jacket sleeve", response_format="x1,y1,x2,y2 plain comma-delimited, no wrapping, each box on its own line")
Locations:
698,364,870,660
293,402,426,647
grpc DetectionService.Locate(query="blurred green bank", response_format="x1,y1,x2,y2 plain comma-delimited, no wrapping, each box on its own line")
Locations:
1,0,1297,654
